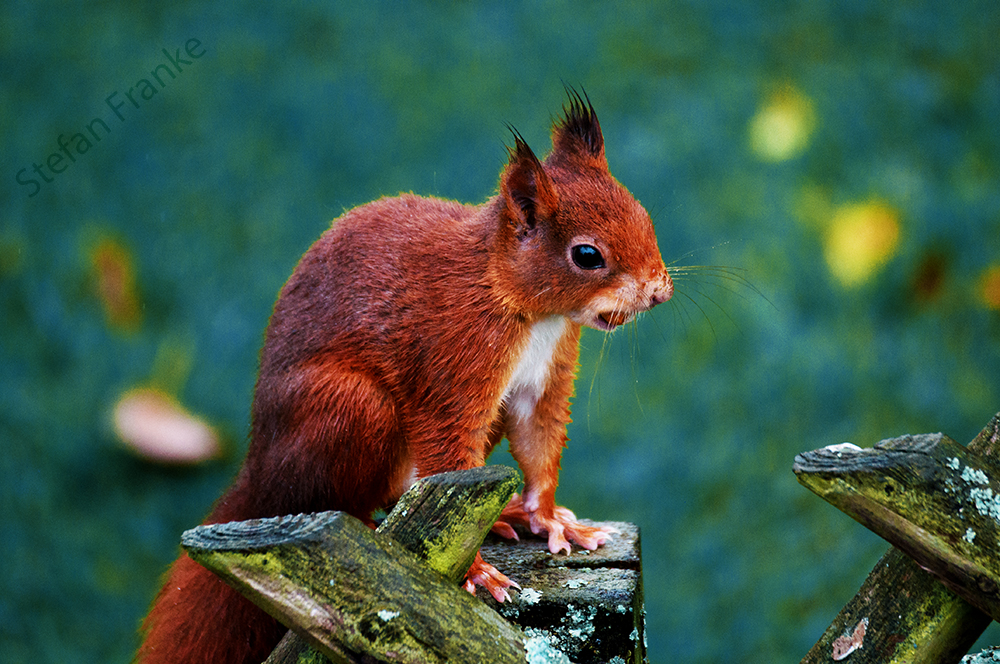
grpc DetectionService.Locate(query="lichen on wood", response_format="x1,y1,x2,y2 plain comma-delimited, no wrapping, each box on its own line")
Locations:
184,509,527,664
185,465,642,664
187,466,527,663
796,412,1000,664
478,521,646,664
376,465,522,580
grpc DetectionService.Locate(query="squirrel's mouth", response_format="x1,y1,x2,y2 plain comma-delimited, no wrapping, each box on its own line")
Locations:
597,310,635,330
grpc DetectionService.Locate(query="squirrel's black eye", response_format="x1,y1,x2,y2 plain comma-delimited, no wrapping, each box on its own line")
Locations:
571,244,606,270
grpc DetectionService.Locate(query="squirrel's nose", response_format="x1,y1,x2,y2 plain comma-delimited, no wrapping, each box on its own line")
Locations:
648,270,673,307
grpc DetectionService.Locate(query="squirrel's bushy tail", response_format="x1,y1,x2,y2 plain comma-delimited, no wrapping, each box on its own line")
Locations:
136,553,284,664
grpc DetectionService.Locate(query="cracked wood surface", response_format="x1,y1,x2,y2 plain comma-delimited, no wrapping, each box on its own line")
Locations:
795,412,1000,664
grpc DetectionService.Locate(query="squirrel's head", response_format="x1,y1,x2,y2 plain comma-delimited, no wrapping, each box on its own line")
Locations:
491,89,672,331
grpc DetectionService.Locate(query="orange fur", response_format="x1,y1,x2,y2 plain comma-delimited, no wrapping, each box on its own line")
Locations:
137,89,672,663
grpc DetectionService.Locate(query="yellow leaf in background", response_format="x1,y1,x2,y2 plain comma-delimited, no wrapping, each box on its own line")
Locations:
979,265,1000,310
749,84,816,162
89,236,142,332
823,202,901,288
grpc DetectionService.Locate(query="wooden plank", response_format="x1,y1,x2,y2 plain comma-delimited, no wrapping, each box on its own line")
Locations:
260,633,321,664
183,510,528,664
796,412,1000,663
262,465,523,664
376,466,523,579
795,431,1000,621
478,520,646,664
798,546,989,664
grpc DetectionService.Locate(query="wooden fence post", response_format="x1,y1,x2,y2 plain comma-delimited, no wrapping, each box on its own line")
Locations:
181,465,646,664
795,412,1000,663
477,521,646,664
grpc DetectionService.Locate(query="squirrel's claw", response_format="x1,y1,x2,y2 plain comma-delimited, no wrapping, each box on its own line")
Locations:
489,519,520,541
497,493,616,554
463,551,519,603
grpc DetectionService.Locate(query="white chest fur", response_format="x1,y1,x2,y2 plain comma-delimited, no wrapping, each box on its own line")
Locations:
501,315,568,422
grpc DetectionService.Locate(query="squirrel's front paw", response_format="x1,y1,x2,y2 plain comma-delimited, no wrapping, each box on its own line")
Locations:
533,505,616,554
462,551,519,603
492,493,617,555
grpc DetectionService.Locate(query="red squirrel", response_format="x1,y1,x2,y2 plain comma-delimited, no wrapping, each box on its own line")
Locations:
136,89,672,664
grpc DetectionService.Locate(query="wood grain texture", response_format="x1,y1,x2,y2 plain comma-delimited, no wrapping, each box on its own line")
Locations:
184,510,527,664
796,412,1000,664
184,467,529,664
376,465,522,579
479,521,646,664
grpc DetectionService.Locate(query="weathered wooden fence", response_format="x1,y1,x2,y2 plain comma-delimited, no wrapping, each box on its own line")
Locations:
182,412,1000,662
183,465,646,664
795,411,1000,663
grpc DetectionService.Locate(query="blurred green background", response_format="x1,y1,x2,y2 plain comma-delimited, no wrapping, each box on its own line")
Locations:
3,1,1000,662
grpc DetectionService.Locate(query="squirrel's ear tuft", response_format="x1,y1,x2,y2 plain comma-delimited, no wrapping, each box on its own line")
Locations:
500,127,559,237
550,87,606,167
